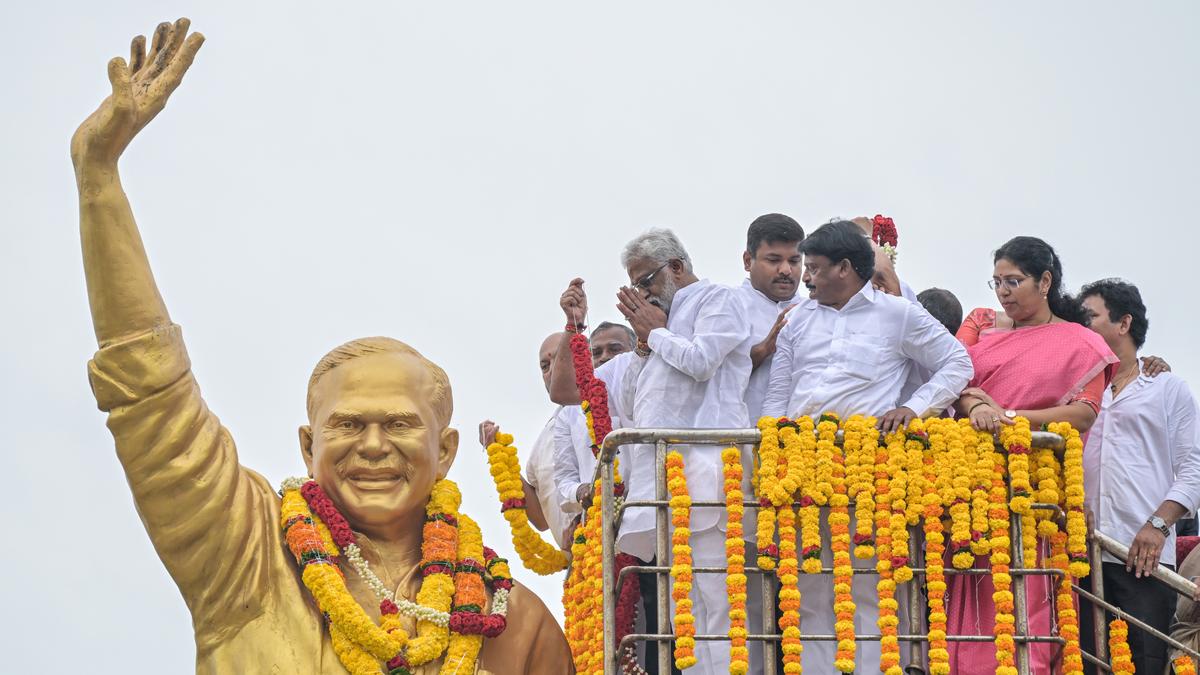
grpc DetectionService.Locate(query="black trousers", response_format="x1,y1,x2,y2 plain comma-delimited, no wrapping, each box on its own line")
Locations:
1079,561,1177,675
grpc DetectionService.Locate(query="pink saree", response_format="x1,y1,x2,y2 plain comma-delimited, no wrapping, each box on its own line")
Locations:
946,322,1117,674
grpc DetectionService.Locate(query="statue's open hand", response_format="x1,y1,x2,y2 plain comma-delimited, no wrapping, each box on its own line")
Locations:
71,18,204,171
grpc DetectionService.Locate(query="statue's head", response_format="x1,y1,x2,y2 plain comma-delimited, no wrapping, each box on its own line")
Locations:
299,337,458,533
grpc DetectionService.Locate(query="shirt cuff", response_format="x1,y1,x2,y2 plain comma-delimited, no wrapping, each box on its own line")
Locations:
559,483,586,515
647,327,672,352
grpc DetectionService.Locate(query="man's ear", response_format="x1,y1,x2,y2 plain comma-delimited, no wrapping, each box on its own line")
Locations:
1119,313,1134,337
437,427,460,480
743,251,752,273
299,425,315,476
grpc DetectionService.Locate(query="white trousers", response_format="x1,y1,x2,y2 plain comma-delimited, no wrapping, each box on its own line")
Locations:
794,509,920,675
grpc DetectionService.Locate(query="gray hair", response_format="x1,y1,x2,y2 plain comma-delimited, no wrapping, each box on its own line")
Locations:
620,227,693,272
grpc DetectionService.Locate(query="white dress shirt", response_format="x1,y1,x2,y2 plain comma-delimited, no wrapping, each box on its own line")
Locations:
552,405,600,516
762,282,972,419
522,409,571,549
736,278,797,422
596,279,752,560
1084,370,1200,566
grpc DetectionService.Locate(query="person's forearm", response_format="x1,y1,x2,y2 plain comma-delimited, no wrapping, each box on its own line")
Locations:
1154,500,1189,527
522,479,549,531
78,165,171,347
548,331,582,405
1016,403,1097,432
750,341,772,370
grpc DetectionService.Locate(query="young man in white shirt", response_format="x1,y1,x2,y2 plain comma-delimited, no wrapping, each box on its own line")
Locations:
550,228,754,675
1077,279,1200,675
762,220,973,673
738,213,805,422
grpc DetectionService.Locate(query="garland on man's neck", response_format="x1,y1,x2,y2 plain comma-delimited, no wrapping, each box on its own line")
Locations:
279,477,509,674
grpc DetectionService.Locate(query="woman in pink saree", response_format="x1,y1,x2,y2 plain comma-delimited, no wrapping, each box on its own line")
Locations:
949,236,1118,674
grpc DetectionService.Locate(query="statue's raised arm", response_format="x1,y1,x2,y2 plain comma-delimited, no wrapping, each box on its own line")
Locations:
72,18,203,345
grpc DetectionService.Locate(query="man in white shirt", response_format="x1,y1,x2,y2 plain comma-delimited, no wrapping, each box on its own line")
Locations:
553,322,635,537
762,220,973,673
1077,279,1200,675
550,228,754,675
479,332,572,549
738,213,805,422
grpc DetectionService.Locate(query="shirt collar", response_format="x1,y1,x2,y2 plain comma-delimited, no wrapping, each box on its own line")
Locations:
840,280,877,310
671,277,708,310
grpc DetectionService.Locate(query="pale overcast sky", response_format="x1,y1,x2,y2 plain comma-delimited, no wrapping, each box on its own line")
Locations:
2,2,1198,672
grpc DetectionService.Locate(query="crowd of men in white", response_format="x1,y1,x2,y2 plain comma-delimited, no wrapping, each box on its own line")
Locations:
482,215,1200,675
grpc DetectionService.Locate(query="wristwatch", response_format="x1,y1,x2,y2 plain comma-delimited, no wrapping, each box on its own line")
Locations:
1005,409,1017,420
1148,515,1170,537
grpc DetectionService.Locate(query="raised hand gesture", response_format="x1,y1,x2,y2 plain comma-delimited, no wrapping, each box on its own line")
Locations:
71,18,204,175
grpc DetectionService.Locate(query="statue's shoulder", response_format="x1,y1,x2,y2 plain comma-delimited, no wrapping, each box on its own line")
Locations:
478,580,573,674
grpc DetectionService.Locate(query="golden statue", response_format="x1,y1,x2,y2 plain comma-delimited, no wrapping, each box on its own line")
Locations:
72,18,571,674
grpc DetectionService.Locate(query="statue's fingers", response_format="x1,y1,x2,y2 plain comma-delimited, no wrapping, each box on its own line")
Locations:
147,19,184,79
150,32,204,100
129,35,147,74
105,57,134,126
146,21,170,67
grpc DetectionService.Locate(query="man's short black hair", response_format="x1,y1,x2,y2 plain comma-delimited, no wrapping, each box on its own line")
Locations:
1080,278,1149,348
747,213,805,256
591,321,636,346
798,220,875,281
916,288,964,335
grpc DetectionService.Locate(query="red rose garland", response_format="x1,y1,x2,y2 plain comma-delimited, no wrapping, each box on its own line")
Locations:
871,214,898,248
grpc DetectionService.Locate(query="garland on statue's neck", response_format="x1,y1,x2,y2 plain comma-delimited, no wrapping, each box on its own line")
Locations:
279,477,509,675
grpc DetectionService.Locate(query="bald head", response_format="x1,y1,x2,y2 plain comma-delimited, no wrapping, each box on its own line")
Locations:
539,332,563,394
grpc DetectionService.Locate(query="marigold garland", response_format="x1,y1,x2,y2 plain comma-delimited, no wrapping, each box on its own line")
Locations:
776,499,803,674
722,447,750,675
970,421,996,556
1002,417,1038,570
486,432,569,574
988,444,1018,675
1050,532,1084,675
666,450,697,670
921,419,952,675
755,417,781,571
1050,421,1090,578
1176,655,1198,675
278,477,508,675
847,416,877,559
884,429,913,584
1109,619,1135,673
825,414,856,673
876,429,902,675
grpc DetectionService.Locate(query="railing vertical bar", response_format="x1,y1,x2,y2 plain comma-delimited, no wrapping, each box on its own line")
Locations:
602,449,618,675
1090,533,1109,665
655,440,671,674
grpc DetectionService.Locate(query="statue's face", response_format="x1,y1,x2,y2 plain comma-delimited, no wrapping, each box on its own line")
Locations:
300,353,458,533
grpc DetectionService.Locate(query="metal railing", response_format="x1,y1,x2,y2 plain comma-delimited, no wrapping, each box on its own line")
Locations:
593,427,1200,675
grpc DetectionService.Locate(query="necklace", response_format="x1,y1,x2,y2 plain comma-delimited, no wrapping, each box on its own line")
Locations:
1111,363,1140,396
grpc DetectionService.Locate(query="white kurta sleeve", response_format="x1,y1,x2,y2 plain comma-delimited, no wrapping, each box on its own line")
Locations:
898,302,974,416
645,288,749,383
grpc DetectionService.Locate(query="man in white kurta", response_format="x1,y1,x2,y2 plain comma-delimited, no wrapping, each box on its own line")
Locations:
762,221,972,674
551,228,753,675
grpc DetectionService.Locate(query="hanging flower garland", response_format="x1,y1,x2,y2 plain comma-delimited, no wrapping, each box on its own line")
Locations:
666,450,697,670
1109,619,1136,673
1033,448,1062,538
872,214,899,262
486,432,569,574
822,413,856,673
1002,417,1038,570
884,430,913,584
875,428,902,675
722,446,750,675
969,420,995,556
1176,655,1198,675
921,419,951,675
800,416,827,575
755,416,781,571
1050,532,1084,675
988,444,1018,675
847,416,876,559
1050,421,1090,578
776,499,803,674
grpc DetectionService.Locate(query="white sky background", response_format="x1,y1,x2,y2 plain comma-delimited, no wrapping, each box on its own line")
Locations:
2,2,1198,672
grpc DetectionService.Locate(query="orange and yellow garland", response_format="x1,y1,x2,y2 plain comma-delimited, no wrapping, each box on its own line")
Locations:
1109,618,1135,673
666,450,697,670
722,446,750,675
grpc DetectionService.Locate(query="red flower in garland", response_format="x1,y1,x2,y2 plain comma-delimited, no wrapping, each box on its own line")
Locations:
300,481,356,548
872,215,898,248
